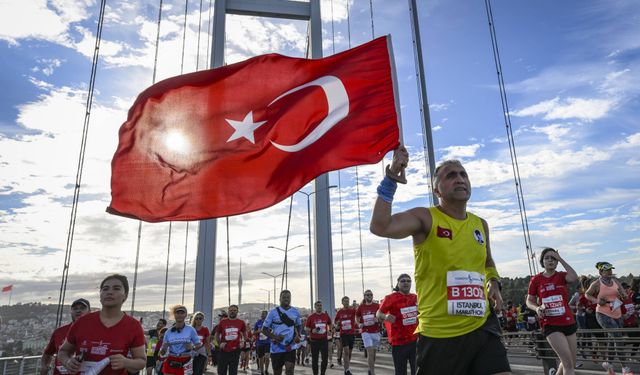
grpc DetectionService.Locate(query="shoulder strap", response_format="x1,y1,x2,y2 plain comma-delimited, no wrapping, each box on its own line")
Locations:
276,307,295,327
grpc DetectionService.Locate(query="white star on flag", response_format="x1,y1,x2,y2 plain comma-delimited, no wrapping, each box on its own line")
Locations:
225,111,267,144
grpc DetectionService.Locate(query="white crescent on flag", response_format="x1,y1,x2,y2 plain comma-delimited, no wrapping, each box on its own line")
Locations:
268,75,350,152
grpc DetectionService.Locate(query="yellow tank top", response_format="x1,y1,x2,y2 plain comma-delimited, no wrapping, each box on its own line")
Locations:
414,207,490,338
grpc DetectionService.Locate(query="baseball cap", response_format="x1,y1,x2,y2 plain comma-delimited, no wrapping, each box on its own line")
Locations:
596,262,615,271
71,298,91,309
174,305,187,313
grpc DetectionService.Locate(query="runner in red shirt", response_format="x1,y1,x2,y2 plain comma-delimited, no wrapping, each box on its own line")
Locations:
356,290,381,375
190,312,211,375
334,297,356,375
377,274,418,375
215,305,247,375
40,299,91,375
305,301,332,375
58,274,146,375
527,248,578,375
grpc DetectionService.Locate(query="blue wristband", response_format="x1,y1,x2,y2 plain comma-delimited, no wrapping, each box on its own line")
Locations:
377,175,397,203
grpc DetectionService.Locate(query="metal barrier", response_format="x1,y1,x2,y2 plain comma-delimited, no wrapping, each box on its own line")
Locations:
0,356,41,375
503,328,640,373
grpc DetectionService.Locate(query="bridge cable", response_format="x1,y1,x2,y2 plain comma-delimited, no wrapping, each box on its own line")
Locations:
329,0,346,298
483,0,537,275
55,0,107,327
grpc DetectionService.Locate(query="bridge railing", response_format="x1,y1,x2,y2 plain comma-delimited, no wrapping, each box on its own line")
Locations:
503,327,640,373
0,356,41,375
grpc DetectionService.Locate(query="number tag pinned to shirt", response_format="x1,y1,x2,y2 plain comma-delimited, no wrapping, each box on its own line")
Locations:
446,270,486,317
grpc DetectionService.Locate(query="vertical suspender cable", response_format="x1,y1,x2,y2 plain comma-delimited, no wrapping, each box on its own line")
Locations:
368,0,396,291
279,197,294,291
130,224,142,314
162,222,172,319
195,0,205,70
330,0,346,298
182,223,189,305
55,0,107,327
483,0,536,275
226,217,231,306
347,0,365,295
133,0,165,318
205,0,213,68
180,0,188,74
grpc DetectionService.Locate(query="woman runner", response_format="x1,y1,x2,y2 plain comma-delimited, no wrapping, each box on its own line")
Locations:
527,248,578,375
58,274,146,375
159,305,201,375
190,312,211,375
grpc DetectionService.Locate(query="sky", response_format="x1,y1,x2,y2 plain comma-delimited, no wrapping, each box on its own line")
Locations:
1,0,639,314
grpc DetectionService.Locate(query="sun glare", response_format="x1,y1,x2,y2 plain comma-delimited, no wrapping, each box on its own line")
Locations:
164,130,190,154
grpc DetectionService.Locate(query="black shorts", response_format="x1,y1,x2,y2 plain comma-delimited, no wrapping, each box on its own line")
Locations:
270,351,296,370
146,357,156,368
256,344,270,358
416,329,510,375
543,323,577,338
340,334,355,349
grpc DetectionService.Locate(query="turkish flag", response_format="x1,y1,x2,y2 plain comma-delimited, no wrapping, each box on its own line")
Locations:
108,36,400,222
2,284,12,292
436,226,453,240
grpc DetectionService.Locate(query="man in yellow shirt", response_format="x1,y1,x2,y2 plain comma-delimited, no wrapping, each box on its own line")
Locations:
370,146,511,375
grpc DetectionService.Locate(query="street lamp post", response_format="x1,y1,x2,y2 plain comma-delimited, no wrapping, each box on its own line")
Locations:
268,245,304,289
295,185,337,309
261,272,283,308
259,288,271,308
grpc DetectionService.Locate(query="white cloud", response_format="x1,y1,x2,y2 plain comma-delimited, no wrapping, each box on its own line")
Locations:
0,0,92,45
440,143,483,160
512,97,615,121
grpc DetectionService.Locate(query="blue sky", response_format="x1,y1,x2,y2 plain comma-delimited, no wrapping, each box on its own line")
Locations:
0,0,639,312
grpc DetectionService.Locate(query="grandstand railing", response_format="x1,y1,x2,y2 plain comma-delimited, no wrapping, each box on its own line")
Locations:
0,356,41,375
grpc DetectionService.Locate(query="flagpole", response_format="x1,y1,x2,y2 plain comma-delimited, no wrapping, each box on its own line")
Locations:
8,289,12,306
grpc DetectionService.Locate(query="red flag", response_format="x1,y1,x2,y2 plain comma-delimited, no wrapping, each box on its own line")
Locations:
108,36,400,222
2,284,12,292
436,226,453,240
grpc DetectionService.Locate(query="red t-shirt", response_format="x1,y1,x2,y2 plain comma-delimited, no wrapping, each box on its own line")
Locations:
505,308,517,331
305,312,332,340
378,292,418,346
527,271,575,327
215,319,246,352
622,292,637,327
44,323,72,375
196,326,210,346
356,302,380,333
578,294,597,313
65,311,145,375
335,308,356,335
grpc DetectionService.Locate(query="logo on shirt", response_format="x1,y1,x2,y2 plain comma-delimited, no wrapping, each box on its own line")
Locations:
437,226,453,240
473,229,484,244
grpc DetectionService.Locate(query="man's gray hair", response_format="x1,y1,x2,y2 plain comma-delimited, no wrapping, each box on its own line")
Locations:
432,160,464,190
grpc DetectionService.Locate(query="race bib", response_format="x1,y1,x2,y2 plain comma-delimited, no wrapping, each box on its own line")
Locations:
259,333,268,341
527,316,536,324
341,320,352,330
541,295,565,317
625,303,635,314
315,323,326,334
447,270,486,317
363,313,375,326
400,306,418,326
225,327,239,341
56,366,70,374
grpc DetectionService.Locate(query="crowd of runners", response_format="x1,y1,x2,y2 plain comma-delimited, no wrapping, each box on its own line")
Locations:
39,150,640,375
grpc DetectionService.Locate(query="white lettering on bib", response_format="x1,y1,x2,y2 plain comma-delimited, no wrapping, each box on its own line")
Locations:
363,313,375,326
341,320,352,330
400,306,418,326
447,270,486,317
225,327,239,341
541,295,565,317
625,303,635,314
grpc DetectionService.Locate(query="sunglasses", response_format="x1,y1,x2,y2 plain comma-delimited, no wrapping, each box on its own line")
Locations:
399,279,411,283
364,294,373,296
194,316,204,320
